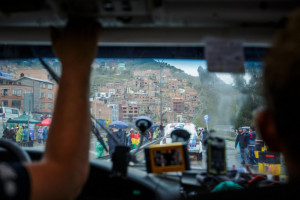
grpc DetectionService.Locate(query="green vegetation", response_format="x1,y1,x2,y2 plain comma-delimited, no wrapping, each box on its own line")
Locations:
232,66,263,128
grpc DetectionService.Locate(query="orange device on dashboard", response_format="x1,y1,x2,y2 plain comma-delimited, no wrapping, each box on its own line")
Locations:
144,142,190,174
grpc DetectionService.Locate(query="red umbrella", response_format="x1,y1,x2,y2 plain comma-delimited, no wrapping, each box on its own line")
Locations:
37,118,52,126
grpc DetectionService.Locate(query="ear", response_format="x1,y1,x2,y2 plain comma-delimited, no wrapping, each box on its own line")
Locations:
256,109,283,152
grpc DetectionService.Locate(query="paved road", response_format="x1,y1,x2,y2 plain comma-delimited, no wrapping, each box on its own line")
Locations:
190,139,244,170
30,135,287,175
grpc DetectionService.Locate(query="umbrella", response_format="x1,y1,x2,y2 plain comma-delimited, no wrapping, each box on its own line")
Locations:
109,121,128,129
36,118,52,126
7,114,41,124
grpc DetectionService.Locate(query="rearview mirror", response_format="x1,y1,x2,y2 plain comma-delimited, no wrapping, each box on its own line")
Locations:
170,129,190,144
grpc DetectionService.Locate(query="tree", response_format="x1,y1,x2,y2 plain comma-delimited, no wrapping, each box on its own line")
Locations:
232,66,264,128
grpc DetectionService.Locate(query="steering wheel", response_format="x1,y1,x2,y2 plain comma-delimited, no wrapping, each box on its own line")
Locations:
0,139,32,163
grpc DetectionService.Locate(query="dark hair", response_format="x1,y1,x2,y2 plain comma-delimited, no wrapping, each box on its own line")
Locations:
263,8,300,162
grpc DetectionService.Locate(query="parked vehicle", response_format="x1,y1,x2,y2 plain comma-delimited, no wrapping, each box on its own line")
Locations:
160,123,203,160
0,107,20,122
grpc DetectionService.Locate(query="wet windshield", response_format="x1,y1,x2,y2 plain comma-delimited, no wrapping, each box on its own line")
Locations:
0,57,285,176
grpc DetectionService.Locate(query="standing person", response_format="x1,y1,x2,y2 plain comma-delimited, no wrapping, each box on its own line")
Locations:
22,125,29,142
248,126,257,165
107,126,118,155
2,127,9,139
202,128,208,143
153,127,159,139
235,129,238,137
130,130,141,149
235,128,249,165
8,127,16,142
37,127,43,144
197,128,202,137
235,128,243,150
126,130,132,148
144,131,149,142
136,131,141,146
148,130,152,141
43,127,48,143
117,128,126,145
159,125,164,138
149,127,154,141
96,131,104,158
129,128,135,148
16,126,23,144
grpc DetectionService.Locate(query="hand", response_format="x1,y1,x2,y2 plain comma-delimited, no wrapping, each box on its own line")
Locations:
51,20,101,72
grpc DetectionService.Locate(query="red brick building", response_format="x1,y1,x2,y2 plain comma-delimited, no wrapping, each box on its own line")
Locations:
172,97,185,114
0,75,56,114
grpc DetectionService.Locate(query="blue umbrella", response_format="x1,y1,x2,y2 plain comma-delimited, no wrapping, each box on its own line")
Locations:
109,121,128,129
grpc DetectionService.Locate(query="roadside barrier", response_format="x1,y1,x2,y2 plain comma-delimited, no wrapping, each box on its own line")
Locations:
258,151,266,173
258,151,281,175
264,152,281,175
254,140,264,163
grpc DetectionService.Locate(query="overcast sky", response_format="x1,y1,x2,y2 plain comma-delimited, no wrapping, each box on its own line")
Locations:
163,59,234,84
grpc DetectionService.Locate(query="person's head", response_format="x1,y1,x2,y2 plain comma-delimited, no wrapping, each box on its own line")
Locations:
130,128,134,133
250,126,255,132
242,128,247,133
256,9,300,175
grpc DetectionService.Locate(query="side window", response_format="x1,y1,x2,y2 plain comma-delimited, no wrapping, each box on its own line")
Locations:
48,93,53,99
48,103,53,109
12,109,19,114
12,89,22,96
41,83,46,89
1,100,8,107
0,108,3,113
48,84,53,90
1,89,9,96
40,92,45,99
25,89,31,94
5,108,12,114
40,102,45,109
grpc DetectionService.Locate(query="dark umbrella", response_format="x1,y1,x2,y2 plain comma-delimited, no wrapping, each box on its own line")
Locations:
109,121,128,129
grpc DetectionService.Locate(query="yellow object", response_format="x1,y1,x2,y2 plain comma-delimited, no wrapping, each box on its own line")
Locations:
148,142,187,174
258,151,281,175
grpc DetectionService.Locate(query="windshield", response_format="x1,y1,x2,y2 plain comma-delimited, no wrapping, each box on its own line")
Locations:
0,57,285,176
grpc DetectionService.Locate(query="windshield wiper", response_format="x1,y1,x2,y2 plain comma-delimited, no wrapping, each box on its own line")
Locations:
36,55,122,152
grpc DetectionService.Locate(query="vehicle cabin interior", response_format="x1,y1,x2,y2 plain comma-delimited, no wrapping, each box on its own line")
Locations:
0,0,300,200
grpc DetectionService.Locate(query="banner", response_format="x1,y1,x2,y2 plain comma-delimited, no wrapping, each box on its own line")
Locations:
29,123,35,140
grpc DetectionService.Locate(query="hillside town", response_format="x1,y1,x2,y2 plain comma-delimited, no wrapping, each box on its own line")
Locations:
90,64,200,125
0,60,200,125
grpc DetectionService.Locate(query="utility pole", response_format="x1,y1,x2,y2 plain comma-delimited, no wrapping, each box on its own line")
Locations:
160,62,162,129
94,84,97,124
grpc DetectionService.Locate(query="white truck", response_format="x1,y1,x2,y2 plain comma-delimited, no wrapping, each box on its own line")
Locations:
160,123,203,160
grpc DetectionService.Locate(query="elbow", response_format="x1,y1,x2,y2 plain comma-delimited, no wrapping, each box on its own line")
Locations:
50,161,90,199
67,163,90,198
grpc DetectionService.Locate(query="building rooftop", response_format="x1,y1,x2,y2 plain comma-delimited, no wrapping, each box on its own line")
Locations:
18,77,54,84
